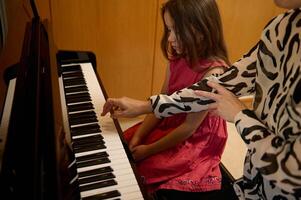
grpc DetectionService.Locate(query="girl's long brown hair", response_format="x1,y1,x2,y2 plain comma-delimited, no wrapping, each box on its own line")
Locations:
161,0,230,67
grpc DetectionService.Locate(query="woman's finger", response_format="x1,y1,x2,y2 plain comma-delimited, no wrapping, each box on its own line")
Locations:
194,90,220,101
206,81,229,95
206,102,218,110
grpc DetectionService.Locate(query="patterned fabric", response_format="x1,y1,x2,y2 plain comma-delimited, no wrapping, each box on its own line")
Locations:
149,8,301,199
124,58,228,193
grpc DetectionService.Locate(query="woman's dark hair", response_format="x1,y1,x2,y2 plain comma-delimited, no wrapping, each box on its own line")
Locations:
161,0,230,67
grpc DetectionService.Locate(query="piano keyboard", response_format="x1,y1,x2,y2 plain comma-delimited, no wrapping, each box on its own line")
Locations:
58,62,144,200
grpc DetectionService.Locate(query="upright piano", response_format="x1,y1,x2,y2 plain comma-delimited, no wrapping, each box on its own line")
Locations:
0,1,147,200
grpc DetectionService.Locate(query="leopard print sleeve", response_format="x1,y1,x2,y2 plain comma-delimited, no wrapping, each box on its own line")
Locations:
149,45,258,118
233,8,301,198
234,101,301,194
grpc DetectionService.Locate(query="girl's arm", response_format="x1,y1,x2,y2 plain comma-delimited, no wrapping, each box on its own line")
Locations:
132,67,225,160
132,111,208,161
128,66,170,149
149,44,259,118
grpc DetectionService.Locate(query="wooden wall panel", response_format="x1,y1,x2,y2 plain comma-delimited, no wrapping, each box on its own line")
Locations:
217,0,285,62
152,0,168,95
0,0,288,114
50,0,158,100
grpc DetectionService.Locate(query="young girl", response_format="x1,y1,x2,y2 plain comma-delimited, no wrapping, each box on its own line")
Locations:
123,0,230,199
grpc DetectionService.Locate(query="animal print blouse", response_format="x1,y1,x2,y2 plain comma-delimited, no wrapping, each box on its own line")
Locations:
149,8,301,199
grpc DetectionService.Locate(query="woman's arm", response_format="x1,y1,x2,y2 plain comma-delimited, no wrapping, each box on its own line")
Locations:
150,45,259,118
196,80,301,193
234,107,301,193
132,66,226,160
101,44,258,119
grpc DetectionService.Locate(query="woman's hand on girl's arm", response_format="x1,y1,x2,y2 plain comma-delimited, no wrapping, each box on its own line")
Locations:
195,81,247,122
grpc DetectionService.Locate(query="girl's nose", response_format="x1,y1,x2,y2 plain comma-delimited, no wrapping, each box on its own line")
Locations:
168,32,176,43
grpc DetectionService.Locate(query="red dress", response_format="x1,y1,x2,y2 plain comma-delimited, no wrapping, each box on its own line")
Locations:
124,58,228,193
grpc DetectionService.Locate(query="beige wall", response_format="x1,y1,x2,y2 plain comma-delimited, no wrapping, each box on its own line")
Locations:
218,0,285,62
50,0,158,100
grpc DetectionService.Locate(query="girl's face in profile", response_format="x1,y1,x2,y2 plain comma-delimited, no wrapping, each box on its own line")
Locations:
164,11,182,54
274,0,301,9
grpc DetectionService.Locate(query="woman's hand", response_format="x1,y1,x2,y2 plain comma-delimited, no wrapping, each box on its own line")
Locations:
195,81,247,122
101,96,152,118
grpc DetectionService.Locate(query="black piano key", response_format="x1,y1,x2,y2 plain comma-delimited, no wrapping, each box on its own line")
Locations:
76,152,109,162
73,135,104,146
78,167,113,178
65,85,89,94
63,76,85,83
71,124,101,136
74,143,106,154
79,172,115,185
64,79,86,87
63,76,85,82
73,136,104,145
63,76,84,82
66,92,90,101
82,190,121,200
79,179,117,192
73,139,104,150
69,111,96,119
74,142,106,151
69,116,98,126
73,139,105,150
76,157,110,168
67,102,94,112
62,71,83,78
66,96,91,104
61,65,81,72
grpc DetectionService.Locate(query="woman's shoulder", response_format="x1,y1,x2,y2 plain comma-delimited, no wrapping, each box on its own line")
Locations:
260,8,301,46
263,8,301,32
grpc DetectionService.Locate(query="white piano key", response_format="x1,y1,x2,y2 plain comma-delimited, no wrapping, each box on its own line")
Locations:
59,62,144,200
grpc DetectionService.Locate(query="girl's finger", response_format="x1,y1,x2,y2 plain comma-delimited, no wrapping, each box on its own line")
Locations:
101,103,112,116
